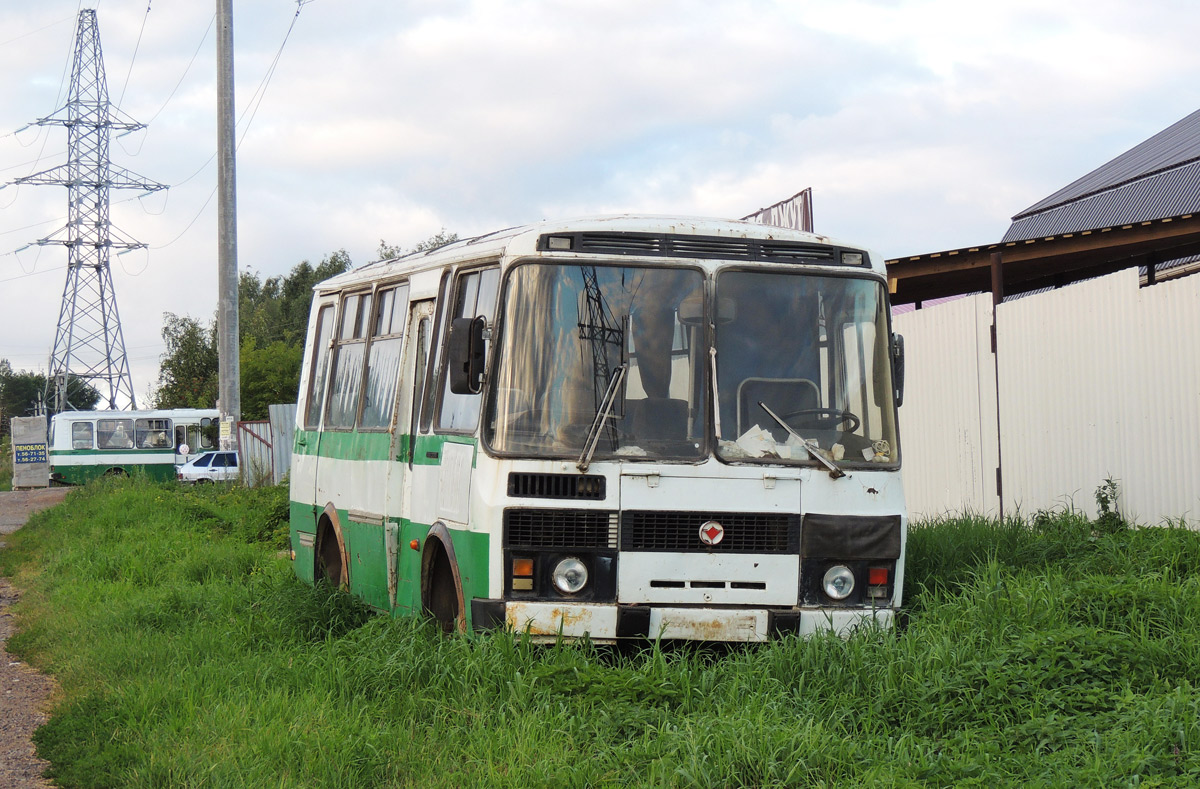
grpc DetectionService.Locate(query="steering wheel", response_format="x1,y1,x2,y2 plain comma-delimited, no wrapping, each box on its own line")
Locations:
779,407,861,433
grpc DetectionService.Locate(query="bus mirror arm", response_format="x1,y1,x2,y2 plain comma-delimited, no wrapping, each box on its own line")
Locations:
448,316,488,395
891,333,905,408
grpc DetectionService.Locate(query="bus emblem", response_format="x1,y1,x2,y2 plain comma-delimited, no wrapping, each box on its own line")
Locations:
699,520,724,546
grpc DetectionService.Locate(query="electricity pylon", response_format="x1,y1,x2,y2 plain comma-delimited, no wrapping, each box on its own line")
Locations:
14,9,166,412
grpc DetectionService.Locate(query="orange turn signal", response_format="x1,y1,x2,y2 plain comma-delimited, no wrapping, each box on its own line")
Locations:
512,558,534,577
409,539,420,551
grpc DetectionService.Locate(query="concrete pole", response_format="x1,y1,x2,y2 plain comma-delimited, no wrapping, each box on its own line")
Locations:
216,0,240,441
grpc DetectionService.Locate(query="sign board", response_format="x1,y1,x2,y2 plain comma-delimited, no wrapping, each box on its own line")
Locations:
11,416,49,489
742,188,814,233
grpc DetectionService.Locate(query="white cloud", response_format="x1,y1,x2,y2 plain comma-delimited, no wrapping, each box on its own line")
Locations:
1,0,1198,399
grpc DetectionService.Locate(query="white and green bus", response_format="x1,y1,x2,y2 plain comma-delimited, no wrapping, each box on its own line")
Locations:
290,216,907,642
48,408,219,484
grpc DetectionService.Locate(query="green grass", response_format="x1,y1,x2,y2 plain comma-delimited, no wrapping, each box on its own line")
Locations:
1,436,12,490
3,479,1200,787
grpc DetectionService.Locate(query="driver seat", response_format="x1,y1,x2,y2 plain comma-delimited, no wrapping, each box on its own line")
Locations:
736,378,820,437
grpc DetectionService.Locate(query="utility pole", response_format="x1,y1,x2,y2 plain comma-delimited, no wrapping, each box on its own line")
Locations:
13,9,166,412
216,0,241,442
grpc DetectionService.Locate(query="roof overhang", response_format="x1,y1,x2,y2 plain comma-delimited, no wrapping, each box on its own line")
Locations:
886,212,1200,304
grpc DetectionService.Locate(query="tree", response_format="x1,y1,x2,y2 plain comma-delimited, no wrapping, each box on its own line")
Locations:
377,229,458,260
240,338,303,421
152,314,219,409
0,359,99,439
151,251,352,413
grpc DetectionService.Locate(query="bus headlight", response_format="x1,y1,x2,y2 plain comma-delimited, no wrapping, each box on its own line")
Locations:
822,565,855,600
552,557,588,594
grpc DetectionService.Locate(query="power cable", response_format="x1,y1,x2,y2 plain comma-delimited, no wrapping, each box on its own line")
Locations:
150,0,314,251
115,1,152,109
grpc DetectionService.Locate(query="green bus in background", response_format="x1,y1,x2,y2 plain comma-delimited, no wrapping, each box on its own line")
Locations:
48,408,219,484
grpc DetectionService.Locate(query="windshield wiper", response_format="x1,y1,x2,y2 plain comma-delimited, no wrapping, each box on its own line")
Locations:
577,364,627,473
758,401,847,479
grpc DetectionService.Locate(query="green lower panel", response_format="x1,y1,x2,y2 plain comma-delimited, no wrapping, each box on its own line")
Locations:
52,462,177,485
288,500,490,629
342,516,390,611
446,529,489,629
289,500,317,586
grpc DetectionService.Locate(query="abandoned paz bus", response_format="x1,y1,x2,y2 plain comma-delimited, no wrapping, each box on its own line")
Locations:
48,408,219,484
289,216,907,641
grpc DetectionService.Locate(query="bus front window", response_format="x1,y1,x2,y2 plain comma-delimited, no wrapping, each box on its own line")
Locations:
714,271,897,467
487,263,705,460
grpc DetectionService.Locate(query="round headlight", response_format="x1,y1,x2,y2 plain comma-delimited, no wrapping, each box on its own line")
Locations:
822,565,856,600
552,557,588,594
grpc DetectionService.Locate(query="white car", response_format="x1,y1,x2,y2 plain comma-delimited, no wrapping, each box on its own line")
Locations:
176,450,239,484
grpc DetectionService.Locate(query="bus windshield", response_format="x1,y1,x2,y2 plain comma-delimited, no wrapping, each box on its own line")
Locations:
485,262,897,468
487,262,706,460
715,270,897,466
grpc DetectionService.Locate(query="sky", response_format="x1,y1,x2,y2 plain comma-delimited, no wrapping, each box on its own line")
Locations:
1,0,1198,406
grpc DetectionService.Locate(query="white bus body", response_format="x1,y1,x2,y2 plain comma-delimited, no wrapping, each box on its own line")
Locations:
290,216,906,642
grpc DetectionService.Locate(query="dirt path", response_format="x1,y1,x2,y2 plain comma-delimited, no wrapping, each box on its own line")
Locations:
0,488,68,789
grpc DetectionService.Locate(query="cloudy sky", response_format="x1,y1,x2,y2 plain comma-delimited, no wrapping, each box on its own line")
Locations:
1,0,1198,404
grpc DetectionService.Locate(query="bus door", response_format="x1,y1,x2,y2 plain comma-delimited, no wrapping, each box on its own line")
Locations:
300,298,339,517
386,298,435,609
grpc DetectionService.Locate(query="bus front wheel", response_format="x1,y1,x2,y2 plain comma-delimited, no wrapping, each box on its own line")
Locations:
422,541,464,635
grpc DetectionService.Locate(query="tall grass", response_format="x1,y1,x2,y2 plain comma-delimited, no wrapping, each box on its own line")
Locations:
3,479,1200,787
1,436,12,491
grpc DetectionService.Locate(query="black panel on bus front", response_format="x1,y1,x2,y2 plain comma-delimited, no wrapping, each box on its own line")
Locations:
536,231,868,267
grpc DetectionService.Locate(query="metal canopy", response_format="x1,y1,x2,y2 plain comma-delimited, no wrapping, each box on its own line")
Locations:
886,212,1200,305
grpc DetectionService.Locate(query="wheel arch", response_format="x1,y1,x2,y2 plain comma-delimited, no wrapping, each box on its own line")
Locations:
314,502,350,590
420,521,467,634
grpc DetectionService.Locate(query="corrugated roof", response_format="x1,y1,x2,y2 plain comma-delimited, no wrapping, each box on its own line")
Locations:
1005,108,1200,242
1004,161,1200,240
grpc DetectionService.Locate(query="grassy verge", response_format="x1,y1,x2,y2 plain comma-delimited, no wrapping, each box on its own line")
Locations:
1,436,12,491
3,480,1200,787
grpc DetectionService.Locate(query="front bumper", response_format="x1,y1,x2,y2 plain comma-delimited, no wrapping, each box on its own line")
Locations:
471,599,894,642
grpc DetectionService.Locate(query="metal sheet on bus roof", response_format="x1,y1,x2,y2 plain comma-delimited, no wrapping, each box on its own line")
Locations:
1013,108,1200,221
1004,161,1200,241
318,215,852,291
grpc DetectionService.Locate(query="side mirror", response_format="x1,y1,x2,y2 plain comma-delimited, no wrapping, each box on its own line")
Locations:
449,315,487,394
891,333,905,408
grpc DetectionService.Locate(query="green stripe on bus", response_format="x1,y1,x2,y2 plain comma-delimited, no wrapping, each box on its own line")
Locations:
50,448,176,456
294,429,476,465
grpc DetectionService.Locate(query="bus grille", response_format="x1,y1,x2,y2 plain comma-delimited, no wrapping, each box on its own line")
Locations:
504,509,619,549
620,511,799,554
507,472,606,500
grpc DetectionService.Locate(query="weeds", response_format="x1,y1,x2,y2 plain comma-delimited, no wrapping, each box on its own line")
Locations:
3,477,1200,786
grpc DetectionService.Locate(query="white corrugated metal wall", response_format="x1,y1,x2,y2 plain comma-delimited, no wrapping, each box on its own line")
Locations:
895,269,1200,526
234,404,297,487
268,403,296,485
894,294,1000,518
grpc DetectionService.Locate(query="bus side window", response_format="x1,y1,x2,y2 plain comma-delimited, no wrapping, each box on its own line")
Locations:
200,418,215,449
98,419,134,449
360,283,410,430
325,292,371,429
303,303,336,430
72,422,94,450
437,267,500,433
136,418,172,448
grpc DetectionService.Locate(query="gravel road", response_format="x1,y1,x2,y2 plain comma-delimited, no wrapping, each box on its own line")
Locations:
0,488,68,789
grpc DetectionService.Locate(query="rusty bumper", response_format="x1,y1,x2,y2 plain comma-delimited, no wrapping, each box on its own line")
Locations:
471,599,894,642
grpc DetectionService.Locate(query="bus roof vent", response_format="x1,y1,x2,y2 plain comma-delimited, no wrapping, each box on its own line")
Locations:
538,232,855,265
507,472,607,500
576,233,663,254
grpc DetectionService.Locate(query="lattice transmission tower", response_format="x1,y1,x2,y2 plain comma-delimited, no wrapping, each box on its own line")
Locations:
14,9,166,412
